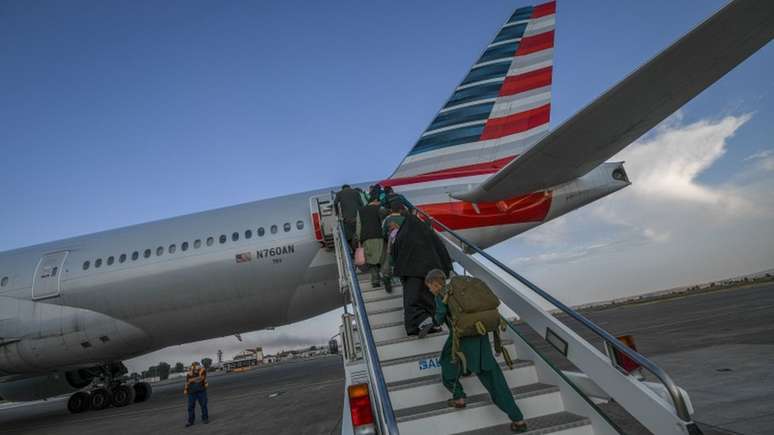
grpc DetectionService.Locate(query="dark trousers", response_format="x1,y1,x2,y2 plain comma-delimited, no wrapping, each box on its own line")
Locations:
402,277,435,335
187,390,208,424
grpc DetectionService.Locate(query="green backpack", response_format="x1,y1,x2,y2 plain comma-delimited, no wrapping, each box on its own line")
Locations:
444,276,513,371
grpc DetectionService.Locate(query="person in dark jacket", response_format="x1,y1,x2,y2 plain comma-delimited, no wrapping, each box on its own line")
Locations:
334,185,364,253
383,186,410,212
392,214,453,336
356,198,388,287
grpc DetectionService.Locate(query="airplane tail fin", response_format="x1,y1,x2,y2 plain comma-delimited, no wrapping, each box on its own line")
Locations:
386,2,556,187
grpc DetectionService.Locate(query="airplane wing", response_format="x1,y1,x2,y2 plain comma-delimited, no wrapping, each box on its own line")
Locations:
455,0,774,202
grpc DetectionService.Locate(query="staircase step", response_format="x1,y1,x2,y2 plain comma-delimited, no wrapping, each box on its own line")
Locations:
389,360,538,411
373,321,409,342
396,383,563,434
376,331,449,361
367,307,403,325
364,293,403,313
362,286,403,302
381,344,519,385
453,411,592,435
359,279,402,292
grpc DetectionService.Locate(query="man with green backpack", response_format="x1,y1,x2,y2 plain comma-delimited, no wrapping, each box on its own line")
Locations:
426,269,528,433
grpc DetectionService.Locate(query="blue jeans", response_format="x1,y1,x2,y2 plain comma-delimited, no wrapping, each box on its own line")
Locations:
187,390,208,424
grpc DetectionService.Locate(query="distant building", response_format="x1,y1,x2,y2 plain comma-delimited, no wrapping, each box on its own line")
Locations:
223,347,264,372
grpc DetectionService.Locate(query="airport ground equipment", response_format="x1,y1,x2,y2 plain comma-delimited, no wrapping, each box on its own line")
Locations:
335,205,702,435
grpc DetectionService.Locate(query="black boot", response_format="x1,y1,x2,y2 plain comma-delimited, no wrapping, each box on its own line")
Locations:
384,276,393,293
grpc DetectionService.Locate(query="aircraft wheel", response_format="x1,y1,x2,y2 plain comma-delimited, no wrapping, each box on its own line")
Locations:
133,382,152,403
111,384,135,407
89,388,111,410
67,391,90,414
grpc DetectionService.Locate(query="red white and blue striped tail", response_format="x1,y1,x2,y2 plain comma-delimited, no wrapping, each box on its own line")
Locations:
387,1,556,187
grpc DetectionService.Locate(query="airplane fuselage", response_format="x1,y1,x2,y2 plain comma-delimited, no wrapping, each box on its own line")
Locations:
0,162,628,379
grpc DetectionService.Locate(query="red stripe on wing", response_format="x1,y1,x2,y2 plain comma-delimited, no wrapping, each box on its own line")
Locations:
417,191,553,230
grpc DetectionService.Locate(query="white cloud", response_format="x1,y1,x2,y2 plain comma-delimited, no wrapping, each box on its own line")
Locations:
745,148,774,171
503,112,774,307
614,113,752,204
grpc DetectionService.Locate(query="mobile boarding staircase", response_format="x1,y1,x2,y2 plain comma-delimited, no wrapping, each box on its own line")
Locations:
334,206,702,435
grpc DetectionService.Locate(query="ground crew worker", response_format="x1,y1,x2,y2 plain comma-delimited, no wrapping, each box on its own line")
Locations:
426,269,528,433
334,184,365,253
184,361,209,427
356,197,388,288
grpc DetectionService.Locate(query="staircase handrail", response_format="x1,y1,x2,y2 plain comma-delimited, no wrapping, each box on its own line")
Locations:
408,205,692,423
333,214,400,434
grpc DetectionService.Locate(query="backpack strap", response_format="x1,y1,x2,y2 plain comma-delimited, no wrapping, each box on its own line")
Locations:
451,326,468,374
494,319,514,370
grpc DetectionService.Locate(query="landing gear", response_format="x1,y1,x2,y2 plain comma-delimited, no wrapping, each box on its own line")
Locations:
89,388,111,410
111,384,135,407
66,361,151,414
133,382,152,403
67,391,90,414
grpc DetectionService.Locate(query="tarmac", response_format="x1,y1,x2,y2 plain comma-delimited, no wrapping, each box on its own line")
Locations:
0,356,344,435
0,282,771,435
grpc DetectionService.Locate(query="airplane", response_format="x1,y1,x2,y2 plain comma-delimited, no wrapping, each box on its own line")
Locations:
0,0,771,415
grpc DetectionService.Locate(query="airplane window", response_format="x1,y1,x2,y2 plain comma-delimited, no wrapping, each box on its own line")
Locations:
144,249,151,258
219,234,227,244
119,254,127,263
95,258,102,268
206,237,214,246
156,246,164,256
270,225,278,234
194,239,202,249
83,261,90,270
232,232,239,242
296,220,304,230
169,244,176,254
132,251,139,261
182,242,189,251
283,223,291,232
258,227,265,237
1,276,8,286
245,230,252,239
107,256,115,266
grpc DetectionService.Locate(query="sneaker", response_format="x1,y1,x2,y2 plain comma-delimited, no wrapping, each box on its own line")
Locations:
185,423,194,428
417,317,436,338
418,324,437,338
510,421,528,433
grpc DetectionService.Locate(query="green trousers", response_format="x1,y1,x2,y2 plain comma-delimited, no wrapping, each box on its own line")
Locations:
440,336,524,422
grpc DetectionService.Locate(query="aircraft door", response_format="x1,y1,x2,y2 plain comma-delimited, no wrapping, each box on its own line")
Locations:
309,195,336,245
32,251,69,300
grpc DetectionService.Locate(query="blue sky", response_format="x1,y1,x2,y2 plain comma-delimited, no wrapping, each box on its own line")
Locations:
1,1,772,369
1,0,770,250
